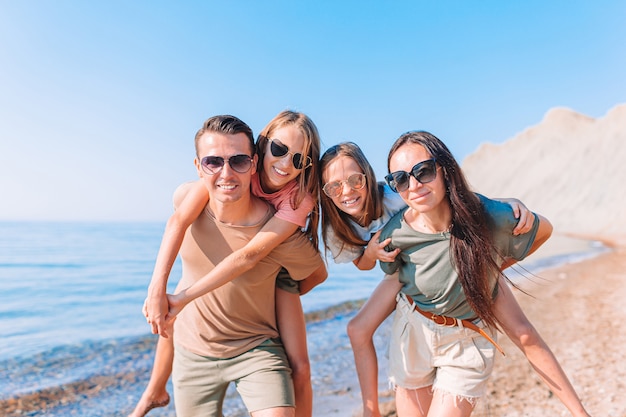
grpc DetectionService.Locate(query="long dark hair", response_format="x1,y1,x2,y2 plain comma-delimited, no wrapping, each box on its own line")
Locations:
320,142,384,253
388,131,503,329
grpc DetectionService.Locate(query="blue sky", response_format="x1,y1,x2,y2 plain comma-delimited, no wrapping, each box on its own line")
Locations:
1,1,624,222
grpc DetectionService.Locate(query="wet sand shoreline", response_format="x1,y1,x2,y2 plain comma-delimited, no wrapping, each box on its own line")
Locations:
3,238,623,416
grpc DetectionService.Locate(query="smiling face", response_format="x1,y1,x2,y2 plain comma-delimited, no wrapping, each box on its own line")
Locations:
194,131,257,205
388,143,447,214
322,155,368,220
260,124,306,193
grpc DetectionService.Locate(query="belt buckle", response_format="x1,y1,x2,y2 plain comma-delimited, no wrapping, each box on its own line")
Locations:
432,314,457,327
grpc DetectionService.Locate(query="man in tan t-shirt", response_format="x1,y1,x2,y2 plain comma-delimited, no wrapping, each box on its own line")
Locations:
147,115,326,417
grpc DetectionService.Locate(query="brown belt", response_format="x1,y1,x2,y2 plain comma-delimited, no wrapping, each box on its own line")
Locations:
403,294,505,356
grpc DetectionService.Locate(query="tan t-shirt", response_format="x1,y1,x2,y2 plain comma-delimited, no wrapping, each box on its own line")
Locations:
173,190,323,358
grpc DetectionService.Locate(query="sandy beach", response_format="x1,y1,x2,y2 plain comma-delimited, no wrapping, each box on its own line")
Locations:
477,245,626,417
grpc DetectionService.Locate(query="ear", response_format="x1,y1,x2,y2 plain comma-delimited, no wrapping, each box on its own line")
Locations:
194,157,203,178
251,154,259,175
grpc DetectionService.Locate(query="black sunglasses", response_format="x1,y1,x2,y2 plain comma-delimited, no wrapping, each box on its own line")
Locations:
200,154,253,175
385,159,438,193
322,173,367,198
268,138,312,170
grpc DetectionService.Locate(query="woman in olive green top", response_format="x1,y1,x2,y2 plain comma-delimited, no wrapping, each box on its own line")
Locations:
379,131,591,417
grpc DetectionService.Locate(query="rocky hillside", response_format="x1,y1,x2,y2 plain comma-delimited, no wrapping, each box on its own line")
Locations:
462,103,626,245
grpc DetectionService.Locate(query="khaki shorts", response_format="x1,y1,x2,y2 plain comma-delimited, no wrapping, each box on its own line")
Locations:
275,267,300,294
388,293,496,399
172,338,294,416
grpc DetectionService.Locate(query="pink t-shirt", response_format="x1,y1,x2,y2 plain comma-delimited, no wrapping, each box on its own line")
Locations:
251,173,314,228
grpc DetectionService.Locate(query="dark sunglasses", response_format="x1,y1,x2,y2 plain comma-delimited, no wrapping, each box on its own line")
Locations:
322,173,367,198
268,138,312,170
385,159,438,193
200,154,253,175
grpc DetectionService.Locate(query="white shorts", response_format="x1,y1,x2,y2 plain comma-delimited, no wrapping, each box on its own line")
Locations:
388,293,496,399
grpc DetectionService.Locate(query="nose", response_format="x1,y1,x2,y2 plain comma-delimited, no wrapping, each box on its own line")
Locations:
407,174,422,191
275,154,291,169
219,160,236,178
340,180,352,195
278,153,291,165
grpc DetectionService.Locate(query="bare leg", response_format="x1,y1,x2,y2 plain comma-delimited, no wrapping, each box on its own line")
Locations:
425,388,475,417
128,334,173,417
394,386,432,417
347,279,401,417
251,406,295,417
494,278,590,417
276,288,312,417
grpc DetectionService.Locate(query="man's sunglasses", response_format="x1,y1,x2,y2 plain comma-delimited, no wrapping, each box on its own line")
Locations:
200,154,254,175
269,138,312,170
322,173,367,198
385,159,438,193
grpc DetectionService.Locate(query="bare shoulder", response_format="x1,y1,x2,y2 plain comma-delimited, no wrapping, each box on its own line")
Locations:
173,180,201,208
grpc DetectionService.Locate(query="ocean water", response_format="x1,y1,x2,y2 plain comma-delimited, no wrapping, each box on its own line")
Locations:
0,221,382,363
0,221,606,415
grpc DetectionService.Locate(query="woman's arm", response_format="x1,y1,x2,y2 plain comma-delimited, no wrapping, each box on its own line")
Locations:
145,181,209,337
353,230,401,271
494,278,590,417
167,215,300,319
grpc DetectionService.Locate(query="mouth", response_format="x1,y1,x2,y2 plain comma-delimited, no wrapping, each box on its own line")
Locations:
218,183,237,191
411,189,431,201
341,196,361,207
272,166,289,177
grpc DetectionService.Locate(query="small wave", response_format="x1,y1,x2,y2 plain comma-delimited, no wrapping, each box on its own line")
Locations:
0,262,85,269
0,298,366,405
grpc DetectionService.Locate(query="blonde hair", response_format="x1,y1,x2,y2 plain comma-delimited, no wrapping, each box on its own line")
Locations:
256,110,321,250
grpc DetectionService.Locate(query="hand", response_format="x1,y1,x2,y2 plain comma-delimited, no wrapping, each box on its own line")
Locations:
365,230,401,263
143,291,172,338
501,198,535,235
166,292,185,320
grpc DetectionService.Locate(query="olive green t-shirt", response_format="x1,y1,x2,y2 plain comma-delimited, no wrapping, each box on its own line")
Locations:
379,194,539,320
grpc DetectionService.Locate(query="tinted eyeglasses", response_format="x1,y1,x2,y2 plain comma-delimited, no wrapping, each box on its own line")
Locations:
385,159,438,193
322,173,367,198
268,138,312,170
200,154,254,175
